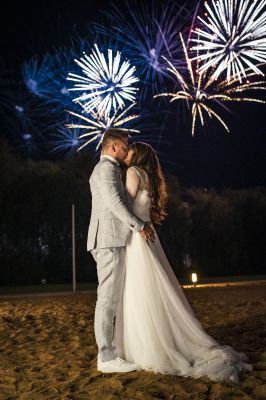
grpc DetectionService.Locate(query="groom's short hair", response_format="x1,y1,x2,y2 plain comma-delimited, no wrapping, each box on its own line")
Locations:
101,129,129,149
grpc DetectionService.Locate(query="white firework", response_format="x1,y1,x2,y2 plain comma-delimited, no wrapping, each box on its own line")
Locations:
67,44,139,118
65,102,140,151
190,0,266,82
154,33,266,136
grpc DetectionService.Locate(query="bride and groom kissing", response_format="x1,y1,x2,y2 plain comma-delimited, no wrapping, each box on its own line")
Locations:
87,129,252,382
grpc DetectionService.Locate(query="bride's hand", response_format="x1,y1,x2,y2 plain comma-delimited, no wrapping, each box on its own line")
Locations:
140,222,155,243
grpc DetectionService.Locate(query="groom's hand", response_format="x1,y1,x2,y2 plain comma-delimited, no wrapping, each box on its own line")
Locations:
140,222,155,243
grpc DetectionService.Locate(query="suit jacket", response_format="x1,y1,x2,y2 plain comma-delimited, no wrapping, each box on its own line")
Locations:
87,156,145,251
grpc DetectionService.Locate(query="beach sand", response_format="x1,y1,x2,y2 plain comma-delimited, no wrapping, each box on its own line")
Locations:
0,284,265,400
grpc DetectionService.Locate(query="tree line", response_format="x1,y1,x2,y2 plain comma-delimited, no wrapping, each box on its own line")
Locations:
0,143,265,286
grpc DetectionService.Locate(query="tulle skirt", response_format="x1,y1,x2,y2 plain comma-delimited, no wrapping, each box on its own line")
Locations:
115,226,252,382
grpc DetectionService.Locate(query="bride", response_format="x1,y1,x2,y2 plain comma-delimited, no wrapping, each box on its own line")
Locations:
115,141,253,383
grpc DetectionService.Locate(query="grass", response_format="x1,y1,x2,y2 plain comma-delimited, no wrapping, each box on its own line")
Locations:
0,275,266,295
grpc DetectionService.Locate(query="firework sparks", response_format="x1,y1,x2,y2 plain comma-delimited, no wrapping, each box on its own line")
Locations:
67,44,139,118
93,0,192,101
45,37,91,112
49,126,85,156
65,102,140,151
154,33,266,136
22,55,55,98
190,0,266,82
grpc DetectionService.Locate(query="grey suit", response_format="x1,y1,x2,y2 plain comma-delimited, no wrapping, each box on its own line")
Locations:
88,155,144,361
87,156,144,251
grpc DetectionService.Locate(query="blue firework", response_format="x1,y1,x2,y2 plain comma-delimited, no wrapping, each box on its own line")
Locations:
44,36,91,112
22,54,55,99
48,126,86,157
93,0,193,101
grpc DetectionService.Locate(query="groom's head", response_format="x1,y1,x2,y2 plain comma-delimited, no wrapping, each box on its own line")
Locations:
101,130,129,163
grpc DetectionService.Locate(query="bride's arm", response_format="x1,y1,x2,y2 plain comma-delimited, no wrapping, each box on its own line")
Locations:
126,166,156,241
125,167,141,202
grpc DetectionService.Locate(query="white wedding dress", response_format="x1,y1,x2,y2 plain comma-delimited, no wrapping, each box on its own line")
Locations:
115,166,253,382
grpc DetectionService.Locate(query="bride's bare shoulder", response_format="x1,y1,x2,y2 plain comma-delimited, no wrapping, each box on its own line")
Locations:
127,166,149,190
126,166,140,175
127,166,143,178
126,166,141,183
127,166,142,173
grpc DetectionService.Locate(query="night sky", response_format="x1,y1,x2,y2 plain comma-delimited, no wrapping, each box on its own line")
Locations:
1,0,266,189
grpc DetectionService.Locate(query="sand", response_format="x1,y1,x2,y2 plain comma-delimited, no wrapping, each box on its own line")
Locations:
0,284,265,400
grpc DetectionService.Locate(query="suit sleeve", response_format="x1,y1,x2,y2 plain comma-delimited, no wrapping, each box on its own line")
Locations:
98,162,145,232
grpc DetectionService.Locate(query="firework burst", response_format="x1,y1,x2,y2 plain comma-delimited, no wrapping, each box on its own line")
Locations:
67,44,139,118
190,0,266,82
49,126,85,156
93,0,192,101
65,102,140,152
22,55,55,98
154,33,266,136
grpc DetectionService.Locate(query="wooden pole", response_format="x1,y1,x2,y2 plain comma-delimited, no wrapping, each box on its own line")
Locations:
72,204,76,294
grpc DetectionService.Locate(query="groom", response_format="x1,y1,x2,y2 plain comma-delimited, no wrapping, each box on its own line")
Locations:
87,129,155,373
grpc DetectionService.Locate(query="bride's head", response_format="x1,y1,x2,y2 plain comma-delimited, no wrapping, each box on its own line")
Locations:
125,142,168,225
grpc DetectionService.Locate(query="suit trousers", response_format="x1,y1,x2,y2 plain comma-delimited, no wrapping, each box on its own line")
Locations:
91,246,126,362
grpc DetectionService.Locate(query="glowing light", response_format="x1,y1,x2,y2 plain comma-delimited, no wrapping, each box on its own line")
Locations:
155,33,266,136
191,273,198,284
15,105,24,113
67,44,139,118
190,0,266,82
23,133,32,141
65,102,140,152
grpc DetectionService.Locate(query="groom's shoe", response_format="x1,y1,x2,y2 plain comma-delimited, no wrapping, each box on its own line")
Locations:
97,355,139,373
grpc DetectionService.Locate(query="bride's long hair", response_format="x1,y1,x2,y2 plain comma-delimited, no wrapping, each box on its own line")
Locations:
128,142,168,225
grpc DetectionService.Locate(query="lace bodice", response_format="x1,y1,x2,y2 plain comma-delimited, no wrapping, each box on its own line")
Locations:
126,166,151,222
